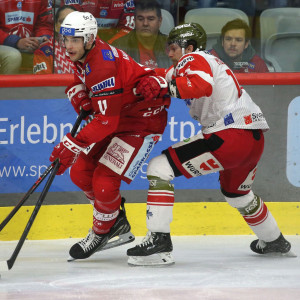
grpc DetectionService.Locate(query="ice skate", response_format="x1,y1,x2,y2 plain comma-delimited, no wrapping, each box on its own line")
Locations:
68,200,135,261
250,233,296,257
127,231,175,266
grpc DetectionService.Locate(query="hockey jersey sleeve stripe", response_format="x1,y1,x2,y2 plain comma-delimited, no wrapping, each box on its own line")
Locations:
176,75,213,99
185,68,214,86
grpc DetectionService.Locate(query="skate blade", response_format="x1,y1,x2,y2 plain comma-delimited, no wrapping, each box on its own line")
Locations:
99,231,135,252
264,250,297,258
128,252,175,267
67,256,76,262
67,232,135,262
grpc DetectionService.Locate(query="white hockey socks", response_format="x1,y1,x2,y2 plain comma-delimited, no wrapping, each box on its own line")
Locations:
146,176,174,233
226,192,280,242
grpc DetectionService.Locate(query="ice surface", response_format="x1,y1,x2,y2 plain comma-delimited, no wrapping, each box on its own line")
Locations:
0,235,300,300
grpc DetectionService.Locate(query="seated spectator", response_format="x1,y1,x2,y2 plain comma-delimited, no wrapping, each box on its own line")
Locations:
112,0,172,69
33,5,77,74
58,0,136,43
0,0,52,74
209,18,269,73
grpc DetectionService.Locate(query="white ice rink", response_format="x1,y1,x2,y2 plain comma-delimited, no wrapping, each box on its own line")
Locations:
0,235,300,300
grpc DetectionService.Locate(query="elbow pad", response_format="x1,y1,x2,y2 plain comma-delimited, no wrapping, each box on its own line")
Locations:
168,79,181,99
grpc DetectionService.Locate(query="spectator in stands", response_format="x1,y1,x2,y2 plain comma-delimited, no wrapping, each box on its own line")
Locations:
112,0,172,69
33,5,77,74
209,18,269,73
58,0,136,43
0,0,52,74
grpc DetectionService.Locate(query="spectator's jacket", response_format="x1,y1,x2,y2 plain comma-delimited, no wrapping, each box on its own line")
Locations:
112,30,172,69
0,0,52,47
33,37,74,74
209,38,269,73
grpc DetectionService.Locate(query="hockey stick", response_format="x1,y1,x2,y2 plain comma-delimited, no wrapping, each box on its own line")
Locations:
0,161,59,271
0,110,89,271
0,110,88,232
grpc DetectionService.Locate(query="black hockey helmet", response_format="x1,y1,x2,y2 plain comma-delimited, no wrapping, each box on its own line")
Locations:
167,23,207,51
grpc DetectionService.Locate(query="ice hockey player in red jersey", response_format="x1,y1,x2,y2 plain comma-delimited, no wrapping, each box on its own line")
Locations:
49,11,170,260
126,23,295,266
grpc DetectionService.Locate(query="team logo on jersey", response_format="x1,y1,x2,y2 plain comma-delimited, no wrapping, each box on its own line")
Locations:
102,49,115,61
91,77,115,93
224,113,234,126
5,12,34,25
85,63,91,76
124,0,135,13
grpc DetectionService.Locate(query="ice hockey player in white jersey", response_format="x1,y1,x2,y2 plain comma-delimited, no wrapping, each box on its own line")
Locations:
126,23,295,266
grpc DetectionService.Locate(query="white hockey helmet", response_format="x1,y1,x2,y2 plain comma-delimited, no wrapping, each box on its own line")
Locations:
60,11,98,44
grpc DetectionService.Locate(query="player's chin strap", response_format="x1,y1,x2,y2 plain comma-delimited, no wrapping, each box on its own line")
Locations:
79,40,96,61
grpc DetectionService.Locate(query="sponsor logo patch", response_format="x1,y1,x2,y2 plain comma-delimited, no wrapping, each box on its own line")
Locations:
91,77,115,93
99,138,135,175
238,167,257,191
224,113,234,126
125,134,160,181
5,11,34,25
60,27,75,36
33,62,47,73
112,0,124,9
65,0,82,4
177,56,194,69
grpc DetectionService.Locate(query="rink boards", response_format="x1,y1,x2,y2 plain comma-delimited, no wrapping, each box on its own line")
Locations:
0,202,299,240
1,74,300,240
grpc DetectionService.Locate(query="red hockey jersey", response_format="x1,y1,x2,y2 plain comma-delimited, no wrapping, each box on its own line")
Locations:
68,39,170,145
0,0,52,46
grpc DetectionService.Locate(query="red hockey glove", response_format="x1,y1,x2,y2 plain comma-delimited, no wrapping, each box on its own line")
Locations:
135,76,168,101
50,133,87,175
66,84,92,115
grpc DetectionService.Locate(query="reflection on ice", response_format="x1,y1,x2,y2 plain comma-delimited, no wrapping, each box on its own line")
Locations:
0,236,299,300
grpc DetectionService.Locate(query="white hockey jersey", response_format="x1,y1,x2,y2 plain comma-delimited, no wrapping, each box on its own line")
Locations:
164,50,269,134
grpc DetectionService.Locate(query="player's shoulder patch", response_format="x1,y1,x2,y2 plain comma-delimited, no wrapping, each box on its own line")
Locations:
101,49,115,61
